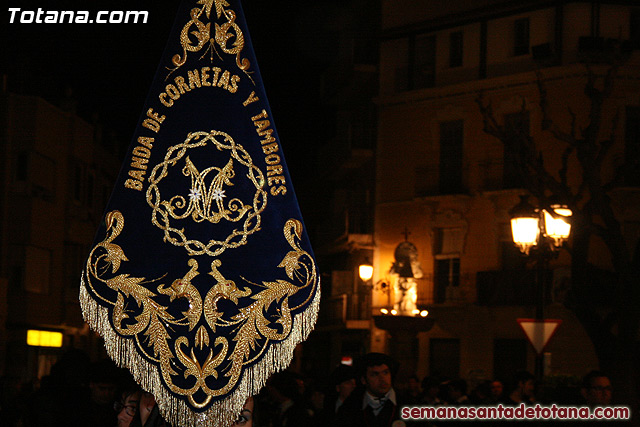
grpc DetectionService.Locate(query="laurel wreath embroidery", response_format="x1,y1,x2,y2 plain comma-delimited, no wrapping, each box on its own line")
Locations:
146,130,267,257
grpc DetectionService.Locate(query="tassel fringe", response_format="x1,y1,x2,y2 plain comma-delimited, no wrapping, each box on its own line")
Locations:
80,277,320,427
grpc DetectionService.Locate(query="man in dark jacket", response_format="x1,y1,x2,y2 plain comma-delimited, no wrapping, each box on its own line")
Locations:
335,353,405,427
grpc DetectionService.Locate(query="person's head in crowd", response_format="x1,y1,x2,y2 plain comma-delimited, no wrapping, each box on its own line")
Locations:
509,371,535,403
470,380,492,404
358,352,397,398
407,375,421,396
581,370,612,406
445,378,467,403
332,364,357,402
89,359,119,406
136,390,157,426
232,396,254,427
490,380,504,401
115,384,141,427
292,372,306,397
49,349,91,389
268,371,301,404
306,380,325,414
421,377,441,403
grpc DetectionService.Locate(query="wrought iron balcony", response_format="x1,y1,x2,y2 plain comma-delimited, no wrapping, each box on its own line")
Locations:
317,292,371,330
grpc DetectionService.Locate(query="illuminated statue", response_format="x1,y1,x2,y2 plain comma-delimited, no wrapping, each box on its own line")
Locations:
389,241,423,315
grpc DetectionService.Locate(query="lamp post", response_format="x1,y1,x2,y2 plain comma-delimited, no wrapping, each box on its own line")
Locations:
510,195,572,382
358,263,391,315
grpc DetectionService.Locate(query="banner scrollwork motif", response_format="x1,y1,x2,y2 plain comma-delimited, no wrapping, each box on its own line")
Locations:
82,210,318,412
171,0,251,77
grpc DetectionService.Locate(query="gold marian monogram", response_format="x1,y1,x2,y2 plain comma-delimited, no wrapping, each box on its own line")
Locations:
171,0,251,77
147,130,267,256
83,211,318,410
166,156,251,224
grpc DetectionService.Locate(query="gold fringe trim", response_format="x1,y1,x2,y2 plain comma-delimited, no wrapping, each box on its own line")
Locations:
80,276,320,427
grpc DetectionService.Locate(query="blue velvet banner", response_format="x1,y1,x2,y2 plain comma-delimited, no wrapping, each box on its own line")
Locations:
80,2,320,426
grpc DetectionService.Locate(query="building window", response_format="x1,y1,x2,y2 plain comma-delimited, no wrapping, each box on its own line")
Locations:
411,34,436,89
392,34,436,92
435,227,465,254
513,18,530,56
435,256,460,303
391,38,410,92
30,152,56,201
439,120,464,194
449,31,463,68
624,106,640,186
71,160,96,208
430,338,460,378
503,112,529,189
631,9,640,46
433,227,464,303
15,152,28,182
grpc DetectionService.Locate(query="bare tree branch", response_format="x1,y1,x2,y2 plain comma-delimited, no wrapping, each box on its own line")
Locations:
479,57,638,400
559,144,575,188
583,64,618,148
536,69,577,145
597,108,620,169
475,94,505,139
602,62,619,99
573,172,588,205
568,107,578,139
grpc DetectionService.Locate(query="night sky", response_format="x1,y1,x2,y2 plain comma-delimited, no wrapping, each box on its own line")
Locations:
4,0,344,190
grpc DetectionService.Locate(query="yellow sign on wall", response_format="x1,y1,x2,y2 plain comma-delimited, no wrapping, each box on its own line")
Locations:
26,330,63,347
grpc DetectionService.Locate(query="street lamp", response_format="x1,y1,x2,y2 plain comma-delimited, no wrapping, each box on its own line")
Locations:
510,195,572,254
510,195,572,381
359,264,374,282
509,196,540,255
358,263,391,310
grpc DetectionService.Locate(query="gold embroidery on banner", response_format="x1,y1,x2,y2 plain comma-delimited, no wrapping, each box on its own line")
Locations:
81,210,319,427
178,157,251,224
170,0,252,82
195,325,210,349
157,258,202,330
203,259,251,332
147,130,267,257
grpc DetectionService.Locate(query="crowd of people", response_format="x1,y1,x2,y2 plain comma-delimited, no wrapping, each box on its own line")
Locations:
0,348,625,427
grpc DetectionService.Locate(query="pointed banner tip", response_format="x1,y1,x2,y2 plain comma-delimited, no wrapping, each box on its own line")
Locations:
80,1,320,426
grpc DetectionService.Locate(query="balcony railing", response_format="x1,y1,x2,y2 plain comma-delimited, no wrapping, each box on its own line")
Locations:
319,273,478,327
317,292,371,328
